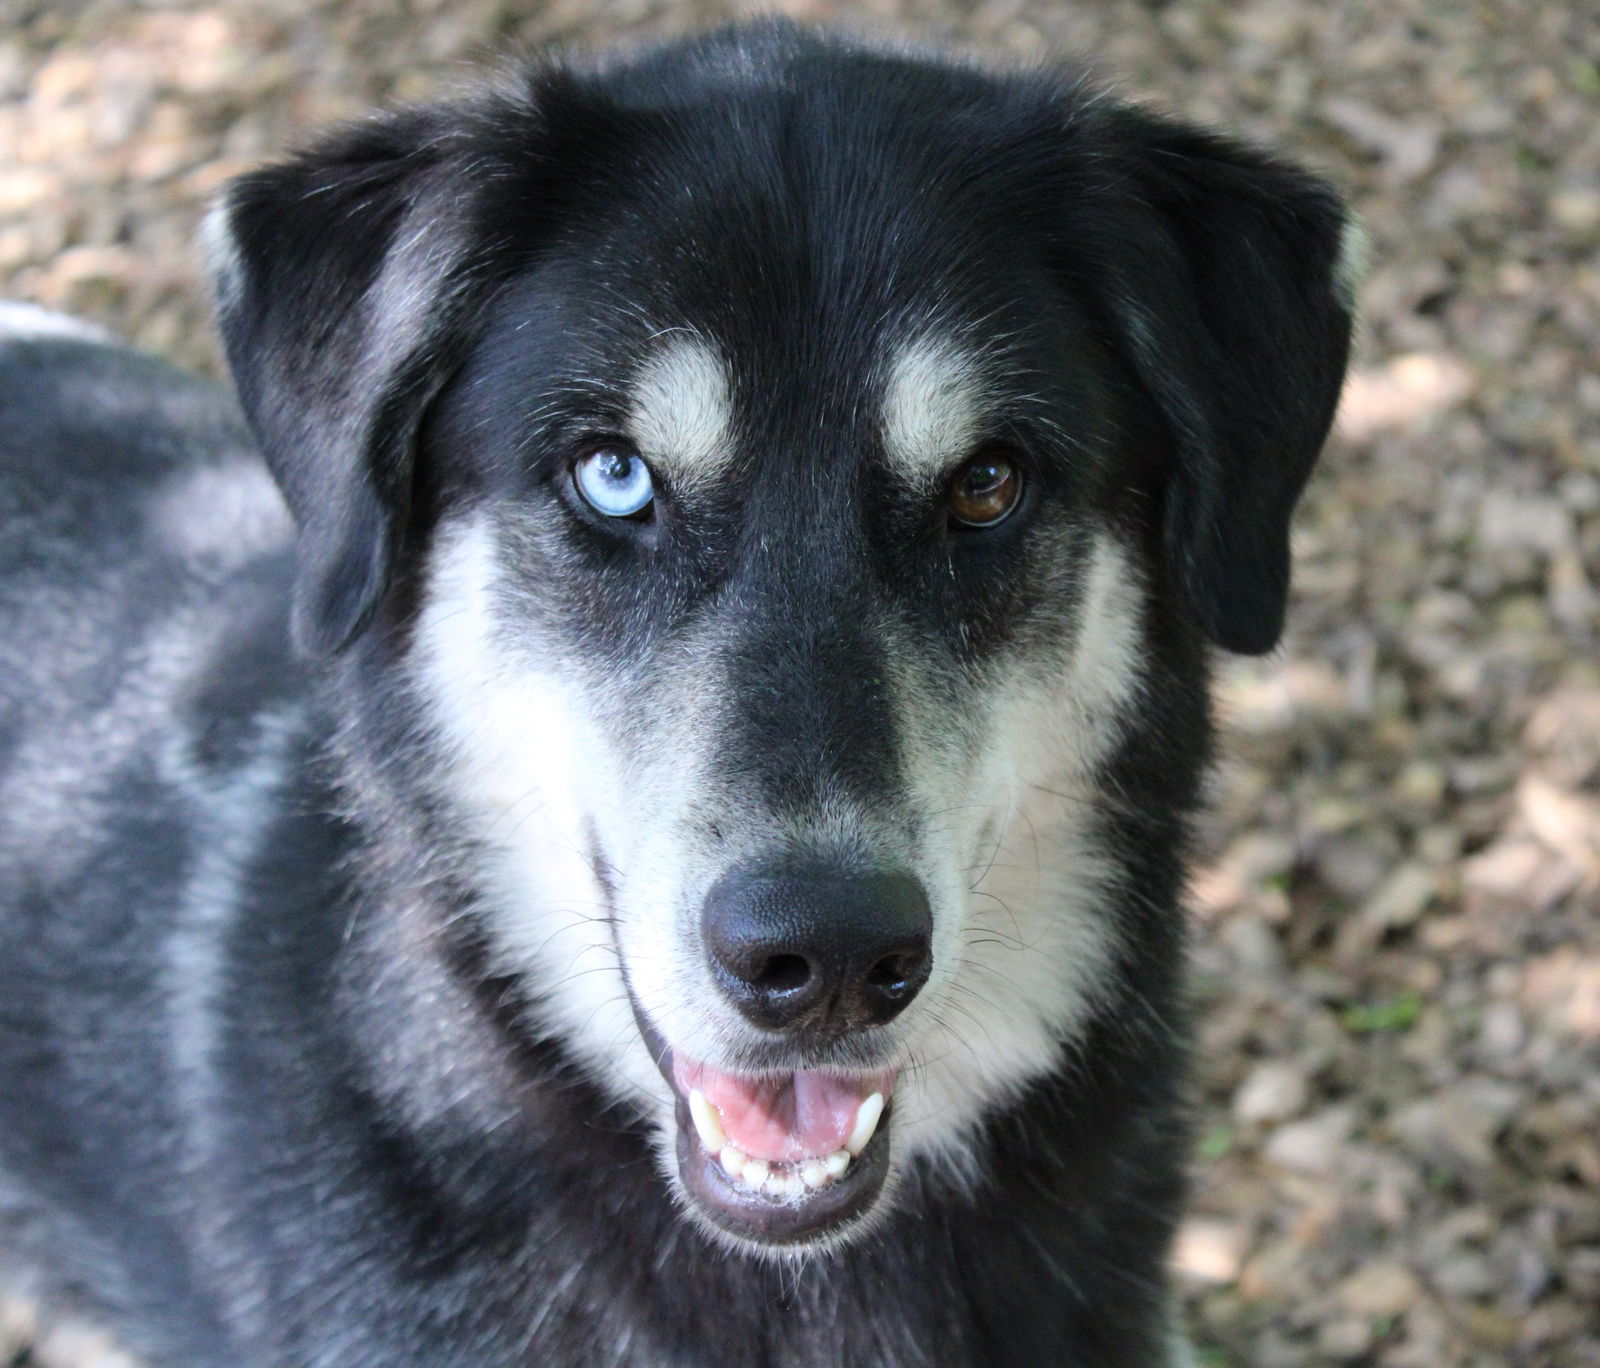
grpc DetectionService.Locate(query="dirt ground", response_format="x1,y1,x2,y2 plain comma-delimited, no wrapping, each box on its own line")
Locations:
2,1,1597,1364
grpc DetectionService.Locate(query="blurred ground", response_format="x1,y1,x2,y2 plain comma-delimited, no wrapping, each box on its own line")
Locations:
1,1,1598,1365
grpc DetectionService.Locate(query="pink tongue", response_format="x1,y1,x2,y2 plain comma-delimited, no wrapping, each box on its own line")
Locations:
675,1060,882,1162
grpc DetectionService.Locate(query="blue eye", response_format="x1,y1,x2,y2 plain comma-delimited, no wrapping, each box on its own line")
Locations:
573,445,655,519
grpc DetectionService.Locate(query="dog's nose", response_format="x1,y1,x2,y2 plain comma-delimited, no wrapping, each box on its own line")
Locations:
701,865,933,1034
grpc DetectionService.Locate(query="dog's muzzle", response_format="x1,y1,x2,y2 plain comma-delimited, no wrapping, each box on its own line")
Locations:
647,863,932,1245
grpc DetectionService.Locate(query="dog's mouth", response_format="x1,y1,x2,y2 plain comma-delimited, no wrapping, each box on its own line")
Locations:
631,1006,896,1245
668,1055,896,1244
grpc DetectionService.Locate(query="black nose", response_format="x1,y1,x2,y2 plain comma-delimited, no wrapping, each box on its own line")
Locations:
701,864,933,1035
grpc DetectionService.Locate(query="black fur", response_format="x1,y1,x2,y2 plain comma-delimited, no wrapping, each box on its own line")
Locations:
0,23,1353,1366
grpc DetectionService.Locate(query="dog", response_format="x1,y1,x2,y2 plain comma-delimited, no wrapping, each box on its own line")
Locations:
0,22,1359,1367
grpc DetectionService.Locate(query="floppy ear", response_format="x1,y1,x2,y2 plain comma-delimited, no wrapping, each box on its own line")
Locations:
1084,109,1362,654
207,102,525,656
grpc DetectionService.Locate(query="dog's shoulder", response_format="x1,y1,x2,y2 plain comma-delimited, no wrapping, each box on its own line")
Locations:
0,310,306,941
0,312,295,718
0,311,251,505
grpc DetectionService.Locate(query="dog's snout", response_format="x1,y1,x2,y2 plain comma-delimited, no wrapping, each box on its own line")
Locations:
701,866,933,1035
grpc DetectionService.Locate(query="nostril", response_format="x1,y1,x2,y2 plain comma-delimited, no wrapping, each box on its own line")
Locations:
867,950,925,997
754,953,810,995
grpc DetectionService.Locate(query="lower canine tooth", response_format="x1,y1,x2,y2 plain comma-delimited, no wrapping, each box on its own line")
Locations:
689,1090,727,1152
719,1145,747,1178
824,1150,850,1179
845,1092,885,1156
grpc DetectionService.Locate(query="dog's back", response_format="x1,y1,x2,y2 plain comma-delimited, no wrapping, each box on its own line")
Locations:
0,320,303,1360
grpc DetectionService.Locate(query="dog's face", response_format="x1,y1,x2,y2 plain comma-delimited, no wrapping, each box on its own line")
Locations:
409,231,1145,1246
210,25,1357,1253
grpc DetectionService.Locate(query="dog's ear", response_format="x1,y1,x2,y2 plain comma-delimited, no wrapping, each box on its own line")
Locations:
1080,108,1362,655
207,103,522,657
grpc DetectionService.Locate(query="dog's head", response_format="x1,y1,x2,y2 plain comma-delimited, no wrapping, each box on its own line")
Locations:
209,24,1358,1253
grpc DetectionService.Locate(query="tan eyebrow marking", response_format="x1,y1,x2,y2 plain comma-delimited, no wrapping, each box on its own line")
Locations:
880,335,988,491
628,334,735,486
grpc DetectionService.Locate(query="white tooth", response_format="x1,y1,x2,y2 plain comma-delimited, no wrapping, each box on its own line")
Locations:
824,1150,850,1179
741,1159,770,1190
845,1092,885,1156
763,1171,794,1199
800,1160,829,1189
719,1145,747,1178
689,1090,726,1152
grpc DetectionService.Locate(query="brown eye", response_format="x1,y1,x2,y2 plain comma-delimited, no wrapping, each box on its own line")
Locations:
947,451,1022,528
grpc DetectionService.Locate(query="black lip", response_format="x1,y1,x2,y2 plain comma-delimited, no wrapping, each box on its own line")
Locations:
628,995,894,1245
